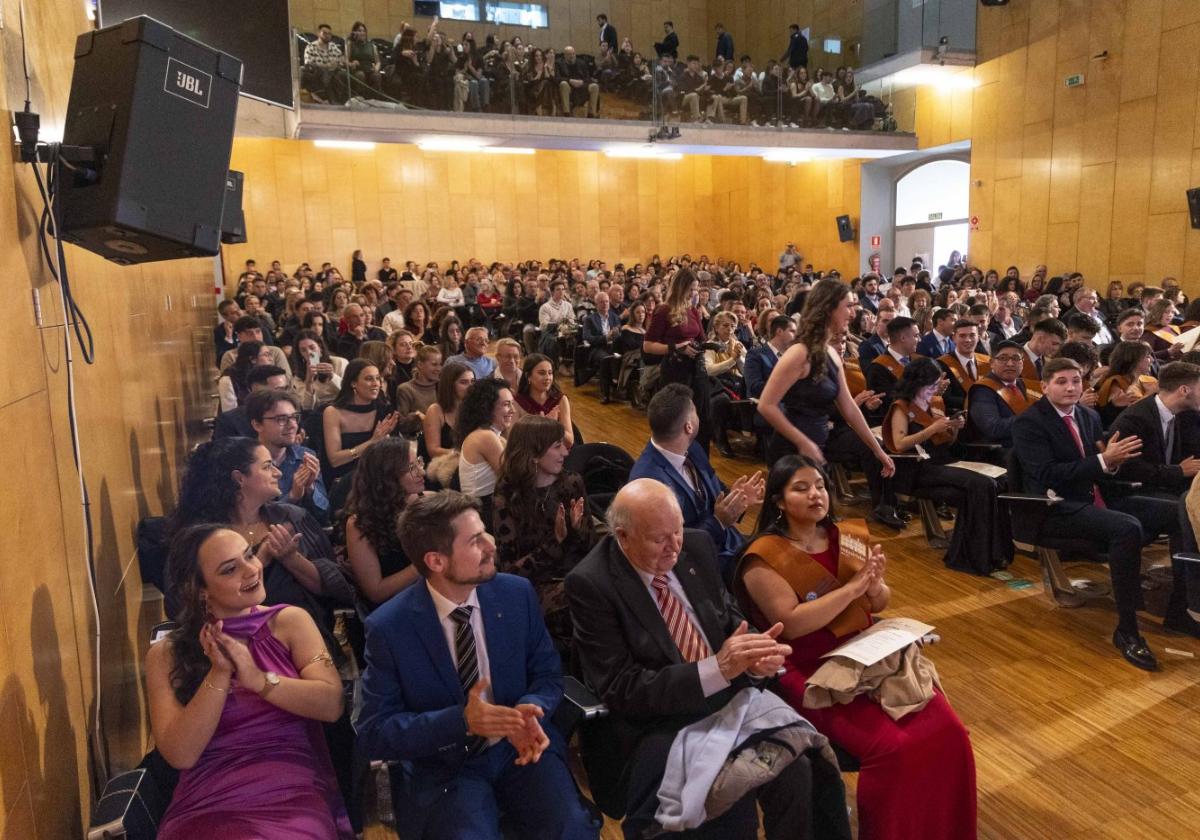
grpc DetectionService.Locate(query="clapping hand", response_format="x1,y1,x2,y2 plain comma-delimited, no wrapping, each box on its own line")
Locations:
509,704,551,766
714,473,762,527
465,679,527,739
1098,430,1142,468
259,523,301,564
553,497,586,543
287,452,322,502
371,412,401,441
716,621,792,680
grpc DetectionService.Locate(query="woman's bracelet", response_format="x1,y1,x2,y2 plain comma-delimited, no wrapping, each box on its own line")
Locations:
204,679,229,694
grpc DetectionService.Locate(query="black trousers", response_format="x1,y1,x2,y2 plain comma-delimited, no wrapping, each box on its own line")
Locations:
910,463,1013,575
1036,493,1179,630
621,729,851,840
768,423,893,508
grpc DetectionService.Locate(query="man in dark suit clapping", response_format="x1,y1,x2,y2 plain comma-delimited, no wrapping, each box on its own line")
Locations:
1012,357,1177,670
1109,361,1200,635
565,479,851,839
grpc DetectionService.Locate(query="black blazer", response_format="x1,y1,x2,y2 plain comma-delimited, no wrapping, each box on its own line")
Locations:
600,22,618,53
1011,397,1111,508
654,31,679,58
1109,395,1197,493
565,530,753,772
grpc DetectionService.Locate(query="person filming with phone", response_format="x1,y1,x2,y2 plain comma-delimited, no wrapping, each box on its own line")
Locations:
882,358,1012,575
289,329,343,410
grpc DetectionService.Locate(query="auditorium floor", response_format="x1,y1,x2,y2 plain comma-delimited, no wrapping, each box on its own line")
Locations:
366,373,1200,840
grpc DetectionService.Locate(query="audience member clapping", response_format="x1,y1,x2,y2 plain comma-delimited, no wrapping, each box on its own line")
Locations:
424,360,475,459
457,378,517,517
246,390,329,525
493,415,596,652
321,359,400,484
516,353,575,446
147,524,351,838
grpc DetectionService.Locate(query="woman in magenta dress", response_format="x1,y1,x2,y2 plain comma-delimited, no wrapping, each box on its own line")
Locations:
734,454,977,840
146,523,353,839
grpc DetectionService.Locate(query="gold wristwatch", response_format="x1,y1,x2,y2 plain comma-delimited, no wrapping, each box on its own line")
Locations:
259,671,280,698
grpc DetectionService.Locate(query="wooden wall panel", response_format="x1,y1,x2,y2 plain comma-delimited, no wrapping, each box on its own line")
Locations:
1,1,222,837
227,138,862,272
926,0,1200,293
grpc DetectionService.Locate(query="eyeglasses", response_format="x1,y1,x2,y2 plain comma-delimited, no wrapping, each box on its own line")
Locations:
408,456,426,475
993,355,1023,363
264,413,301,426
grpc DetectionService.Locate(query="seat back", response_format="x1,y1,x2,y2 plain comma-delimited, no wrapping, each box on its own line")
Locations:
563,442,634,518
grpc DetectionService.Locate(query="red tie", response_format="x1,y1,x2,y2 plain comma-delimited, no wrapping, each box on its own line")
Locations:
1063,414,1106,509
651,575,712,663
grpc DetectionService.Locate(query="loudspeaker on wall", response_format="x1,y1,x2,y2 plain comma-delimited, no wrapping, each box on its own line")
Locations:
836,215,855,243
59,16,242,264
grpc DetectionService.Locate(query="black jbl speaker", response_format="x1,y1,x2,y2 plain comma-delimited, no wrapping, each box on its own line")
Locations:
836,215,855,243
220,170,247,244
60,16,242,265
1188,187,1200,229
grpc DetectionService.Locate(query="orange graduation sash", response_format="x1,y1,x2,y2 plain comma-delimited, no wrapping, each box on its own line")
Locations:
938,352,990,390
882,398,954,453
844,359,867,396
737,525,873,639
970,376,1039,415
1152,325,1181,345
871,353,905,380
1097,374,1157,406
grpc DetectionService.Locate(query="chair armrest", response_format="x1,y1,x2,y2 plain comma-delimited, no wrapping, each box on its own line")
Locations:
1173,552,1200,564
998,492,1060,506
1099,479,1143,491
563,675,609,720
964,442,1003,453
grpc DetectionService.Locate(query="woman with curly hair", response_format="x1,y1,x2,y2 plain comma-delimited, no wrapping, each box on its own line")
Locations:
342,437,426,610
757,278,902,529
148,523,352,838
168,437,355,655
457,378,516,519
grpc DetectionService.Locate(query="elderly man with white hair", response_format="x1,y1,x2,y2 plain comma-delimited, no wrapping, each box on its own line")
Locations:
565,479,851,839
447,326,497,380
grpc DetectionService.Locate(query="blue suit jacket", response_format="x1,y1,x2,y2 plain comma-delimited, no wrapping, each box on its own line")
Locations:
857,334,886,366
916,331,953,359
357,574,563,833
743,344,779,399
629,441,745,569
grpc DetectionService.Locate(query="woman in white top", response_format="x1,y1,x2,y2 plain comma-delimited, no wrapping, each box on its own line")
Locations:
456,379,516,518
289,330,343,410
436,275,465,308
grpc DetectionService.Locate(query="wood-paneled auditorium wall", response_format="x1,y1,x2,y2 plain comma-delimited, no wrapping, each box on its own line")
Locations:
914,0,1200,290
703,1,865,75
288,0,711,58
0,0,218,836
224,137,861,275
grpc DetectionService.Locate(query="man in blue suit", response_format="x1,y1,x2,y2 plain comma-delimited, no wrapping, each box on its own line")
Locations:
915,307,956,359
744,315,795,398
357,491,598,840
630,384,764,580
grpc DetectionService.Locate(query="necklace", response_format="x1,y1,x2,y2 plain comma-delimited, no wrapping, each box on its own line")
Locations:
784,528,825,553
232,519,265,544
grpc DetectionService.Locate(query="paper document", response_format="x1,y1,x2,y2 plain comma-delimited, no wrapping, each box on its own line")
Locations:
821,617,935,666
947,460,1007,479
1173,324,1200,353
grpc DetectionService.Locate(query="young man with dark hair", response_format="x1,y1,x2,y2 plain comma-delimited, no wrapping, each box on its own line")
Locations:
359,491,596,839
1012,357,1181,670
1020,317,1067,386
867,316,919,418
916,308,955,358
654,20,679,59
780,23,808,69
247,389,329,524
938,319,989,413
214,299,242,359
212,365,290,440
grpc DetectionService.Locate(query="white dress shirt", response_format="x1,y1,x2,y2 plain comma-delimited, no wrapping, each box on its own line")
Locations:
1086,310,1114,345
427,582,494,706
1154,395,1175,448
651,439,699,492
955,350,979,379
632,565,729,697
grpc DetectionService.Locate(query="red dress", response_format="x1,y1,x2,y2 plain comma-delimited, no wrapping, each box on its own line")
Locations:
745,532,978,840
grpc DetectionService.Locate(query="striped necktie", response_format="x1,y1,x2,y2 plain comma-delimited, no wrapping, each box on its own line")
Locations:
450,606,487,754
651,575,711,662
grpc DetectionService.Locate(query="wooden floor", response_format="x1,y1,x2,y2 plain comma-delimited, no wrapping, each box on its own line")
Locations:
367,370,1200,840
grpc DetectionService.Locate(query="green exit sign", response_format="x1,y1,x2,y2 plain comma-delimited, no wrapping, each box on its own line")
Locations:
1065,73,1085,87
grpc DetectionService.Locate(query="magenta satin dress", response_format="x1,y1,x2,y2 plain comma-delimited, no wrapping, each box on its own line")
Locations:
158,604,353,840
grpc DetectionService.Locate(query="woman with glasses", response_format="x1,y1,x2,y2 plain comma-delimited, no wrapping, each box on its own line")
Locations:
341,437,426,611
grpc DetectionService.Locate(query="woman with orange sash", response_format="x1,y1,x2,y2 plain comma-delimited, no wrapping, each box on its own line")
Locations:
884,358,1013,573
735,454,977,840
1144,298,1181,357
1096,340,1158,427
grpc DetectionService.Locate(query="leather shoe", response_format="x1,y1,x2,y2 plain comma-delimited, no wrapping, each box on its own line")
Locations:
1112,629,1158,671
1162,613,1200,639
870,505,906,530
